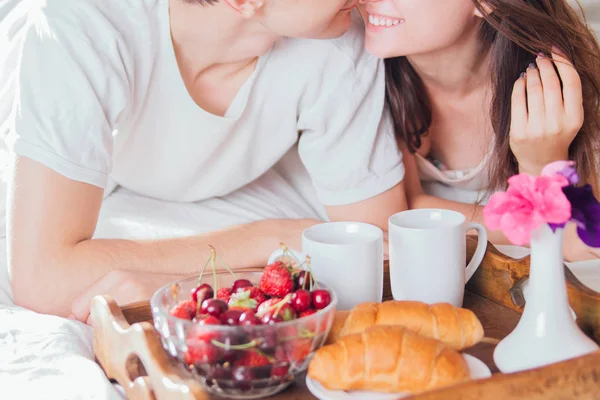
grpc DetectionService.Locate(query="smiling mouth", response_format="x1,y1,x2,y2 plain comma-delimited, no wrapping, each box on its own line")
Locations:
367,14,405,27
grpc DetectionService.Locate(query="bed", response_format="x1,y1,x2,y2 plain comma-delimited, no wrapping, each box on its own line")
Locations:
2,3,600,397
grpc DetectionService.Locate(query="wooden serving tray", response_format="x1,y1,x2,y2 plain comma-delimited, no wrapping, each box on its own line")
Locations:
92,240,600,400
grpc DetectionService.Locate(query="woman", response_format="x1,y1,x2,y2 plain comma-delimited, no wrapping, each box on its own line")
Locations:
358,0,600,260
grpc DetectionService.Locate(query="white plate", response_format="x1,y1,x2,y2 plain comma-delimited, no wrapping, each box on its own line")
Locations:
305,354,491,400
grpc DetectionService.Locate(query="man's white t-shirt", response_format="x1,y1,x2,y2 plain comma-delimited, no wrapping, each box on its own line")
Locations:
1,0,404,206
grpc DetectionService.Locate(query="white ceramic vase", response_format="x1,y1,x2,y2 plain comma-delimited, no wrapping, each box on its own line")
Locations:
493,224,599,373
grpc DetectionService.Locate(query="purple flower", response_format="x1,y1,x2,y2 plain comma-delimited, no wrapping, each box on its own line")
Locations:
541,161,579,185
551,185,600,248
558,167,580,186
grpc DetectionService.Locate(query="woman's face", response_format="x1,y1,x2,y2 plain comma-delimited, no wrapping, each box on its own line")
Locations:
357,0,482,58
261,0,359,39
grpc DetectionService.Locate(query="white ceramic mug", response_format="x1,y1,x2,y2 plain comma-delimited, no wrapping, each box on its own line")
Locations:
388,209,488,307
267,222,384,310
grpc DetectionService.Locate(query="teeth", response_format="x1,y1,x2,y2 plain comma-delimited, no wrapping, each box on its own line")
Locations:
368,14,403,27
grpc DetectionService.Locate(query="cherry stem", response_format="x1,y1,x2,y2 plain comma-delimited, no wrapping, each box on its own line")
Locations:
279,242,296,269
196,300,201,317
171,283,180,302
216,255,236,279
211,339,257,350
197,256,212,285
279,329,316,342
306,256,316,291
209,245,217,299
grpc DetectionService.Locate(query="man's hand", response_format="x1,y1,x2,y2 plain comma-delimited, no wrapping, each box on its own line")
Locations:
68,218,322,323
70,270,186,324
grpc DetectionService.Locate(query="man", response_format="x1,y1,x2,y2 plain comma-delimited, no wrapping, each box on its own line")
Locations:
2,0,407,321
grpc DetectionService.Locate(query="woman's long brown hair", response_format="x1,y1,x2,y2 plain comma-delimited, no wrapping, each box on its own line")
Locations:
386,0,600,194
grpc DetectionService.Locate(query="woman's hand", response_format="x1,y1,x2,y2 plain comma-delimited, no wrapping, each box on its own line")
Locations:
509,49,584,175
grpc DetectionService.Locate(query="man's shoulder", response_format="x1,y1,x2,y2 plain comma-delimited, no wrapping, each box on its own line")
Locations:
4,0,159,44
276,12,376,71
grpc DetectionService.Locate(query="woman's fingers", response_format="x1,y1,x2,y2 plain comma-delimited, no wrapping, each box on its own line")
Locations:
510,73,528,140
536,53,564,120
552,48,584,129
526,63,546,136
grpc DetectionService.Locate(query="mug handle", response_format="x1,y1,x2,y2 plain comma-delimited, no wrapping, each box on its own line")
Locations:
267,248,306,267
465,222,488,282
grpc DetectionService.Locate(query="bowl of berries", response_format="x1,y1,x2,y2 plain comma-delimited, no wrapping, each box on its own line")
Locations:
150,246,337,399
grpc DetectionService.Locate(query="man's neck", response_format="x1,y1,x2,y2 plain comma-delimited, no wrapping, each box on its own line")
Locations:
407,25,490,98
169,0,279,81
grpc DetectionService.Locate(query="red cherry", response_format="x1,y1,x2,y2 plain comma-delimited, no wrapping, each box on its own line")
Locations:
294,270,313,290
299,309,317,318
191,283,214,303
238,310,260,326
207,366,232,382
291,290,312,312
220,309,244,326
261,312,284,325
271,363,290,380
199,315,222,326
232,366,253,391
257,330,278,355
186,318,220,345
232,279,253,293
311,290,331,310
201,298,228,318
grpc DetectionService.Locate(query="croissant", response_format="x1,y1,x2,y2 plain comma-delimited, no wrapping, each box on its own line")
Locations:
335,300,484,350
309,325,470,393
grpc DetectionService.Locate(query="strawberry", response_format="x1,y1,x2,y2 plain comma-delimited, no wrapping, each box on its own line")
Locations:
284,338,312,364
169,300,197,320
184,340,221,365
257,298,296,322
257,298,282,315
247,287,267,306
259,261,294,297
235,350,271,367
228,290,258,311
217,287,233,302
274,303,296,321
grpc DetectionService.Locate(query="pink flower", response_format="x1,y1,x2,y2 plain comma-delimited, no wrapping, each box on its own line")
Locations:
483,173,572,245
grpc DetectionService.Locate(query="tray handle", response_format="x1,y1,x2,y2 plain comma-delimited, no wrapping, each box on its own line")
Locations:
91,295,208,400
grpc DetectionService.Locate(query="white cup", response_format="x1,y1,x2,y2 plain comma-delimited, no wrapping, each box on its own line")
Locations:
388,209,488,307
267,222,384,310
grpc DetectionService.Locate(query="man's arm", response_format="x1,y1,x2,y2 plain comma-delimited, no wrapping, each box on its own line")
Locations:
8,156,319,318
325,182,407,231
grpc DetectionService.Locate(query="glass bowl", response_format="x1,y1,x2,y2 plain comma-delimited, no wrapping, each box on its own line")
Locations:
151,272,338,399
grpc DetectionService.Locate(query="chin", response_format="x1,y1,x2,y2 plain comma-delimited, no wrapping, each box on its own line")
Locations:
364,40,397,59
316,13,352,39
